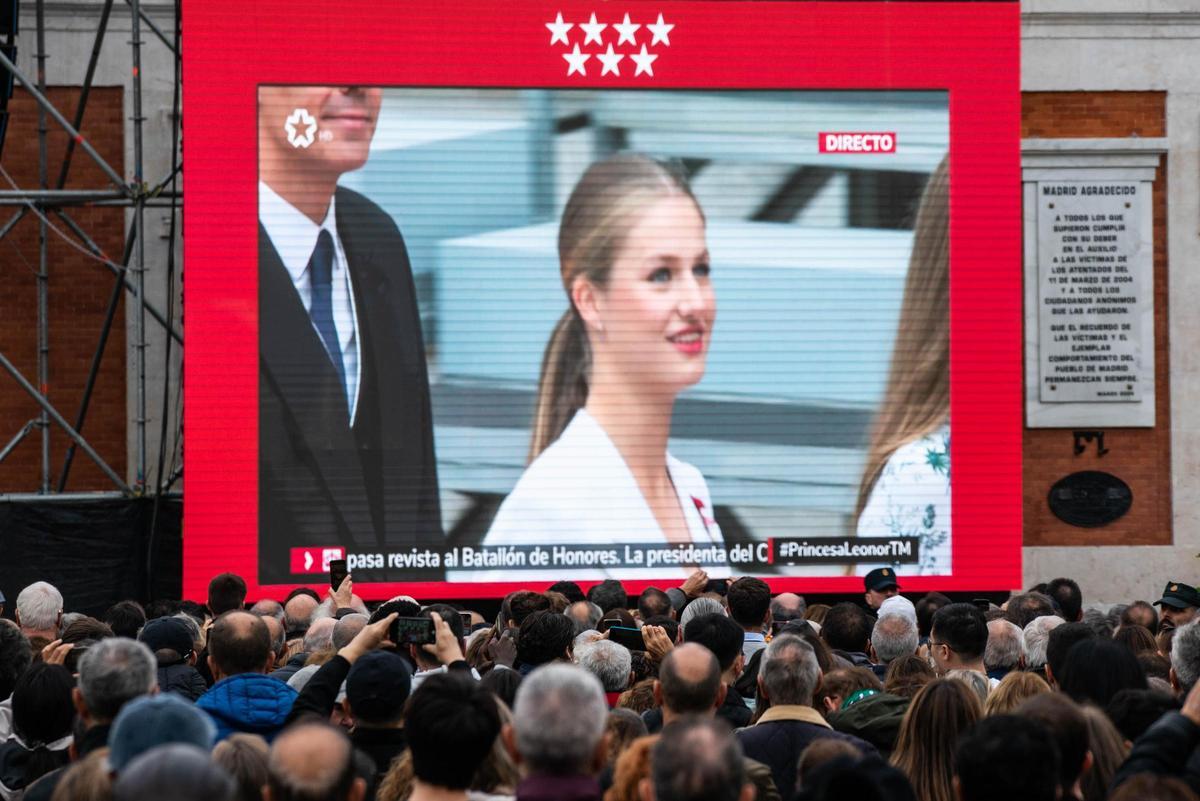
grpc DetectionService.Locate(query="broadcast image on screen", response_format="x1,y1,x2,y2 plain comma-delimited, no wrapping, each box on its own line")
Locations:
256,87,950,585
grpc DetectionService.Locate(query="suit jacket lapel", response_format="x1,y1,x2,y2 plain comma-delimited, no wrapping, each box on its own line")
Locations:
259,224,375,544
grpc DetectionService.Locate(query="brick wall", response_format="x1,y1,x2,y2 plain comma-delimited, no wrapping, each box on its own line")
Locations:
1021,91,1170,546
0,87,127,492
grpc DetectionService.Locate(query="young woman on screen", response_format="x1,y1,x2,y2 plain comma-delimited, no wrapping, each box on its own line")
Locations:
854,156,951,576
471,154,727,581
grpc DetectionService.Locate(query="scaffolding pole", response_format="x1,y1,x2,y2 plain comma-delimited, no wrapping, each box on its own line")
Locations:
35,0,49,492
131,0,147,490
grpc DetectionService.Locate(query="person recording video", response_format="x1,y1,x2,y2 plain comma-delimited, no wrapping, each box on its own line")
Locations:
257,86,441,582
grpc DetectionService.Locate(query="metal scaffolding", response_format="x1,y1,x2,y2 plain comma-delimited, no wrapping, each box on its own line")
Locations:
0,0,182,500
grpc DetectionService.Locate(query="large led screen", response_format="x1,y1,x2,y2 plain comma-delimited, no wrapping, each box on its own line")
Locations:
183,1,1022,600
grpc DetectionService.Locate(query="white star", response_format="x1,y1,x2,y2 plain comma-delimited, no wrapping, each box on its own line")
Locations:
579,12,607,45
563,44,590,76
546,12,573,46
630,44,657,76
597,44,624,76
613,13,640,45
647,13,674,46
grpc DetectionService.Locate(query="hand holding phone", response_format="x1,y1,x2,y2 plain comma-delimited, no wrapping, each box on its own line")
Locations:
606,626,647,652
389,616,435,645
329,559,349,591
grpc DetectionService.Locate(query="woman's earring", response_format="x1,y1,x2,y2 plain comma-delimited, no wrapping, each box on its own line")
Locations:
595,322,606,341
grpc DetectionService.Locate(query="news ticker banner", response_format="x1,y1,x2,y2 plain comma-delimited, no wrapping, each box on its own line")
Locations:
182,1,1021,600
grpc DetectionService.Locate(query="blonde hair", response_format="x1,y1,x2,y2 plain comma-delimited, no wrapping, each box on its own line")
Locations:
529,154,701,461
855,156,951,523
984,670,1050,716
50,748,113,801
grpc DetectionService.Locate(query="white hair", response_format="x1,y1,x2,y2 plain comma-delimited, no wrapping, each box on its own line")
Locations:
16,581,63,631
575,639,632,692
302,617,336,653
871,613,918,664
1172,619,1200,693
513,663,607,774
679,598,727,634
985,619,1025,671
1022,615,1065,670
946,669,990,705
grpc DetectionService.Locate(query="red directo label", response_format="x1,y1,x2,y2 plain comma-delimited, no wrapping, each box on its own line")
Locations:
818,132,897,153
289,546,346,574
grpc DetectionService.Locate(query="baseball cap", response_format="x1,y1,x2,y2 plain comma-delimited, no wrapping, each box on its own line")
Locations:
1154,581,1200,609
864,568,901,593
345,650,412,723
107,693,216,771
139,616,195,657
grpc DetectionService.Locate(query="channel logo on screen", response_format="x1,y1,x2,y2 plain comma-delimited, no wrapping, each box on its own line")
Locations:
290,546,346,574
818,132,897,153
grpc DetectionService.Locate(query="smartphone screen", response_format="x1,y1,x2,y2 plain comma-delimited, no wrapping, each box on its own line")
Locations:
459,612,473,630
607,626,646,652
390,616,435,645
329,559,348,591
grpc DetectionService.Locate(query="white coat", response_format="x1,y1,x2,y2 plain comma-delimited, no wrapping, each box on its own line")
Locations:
447,410,728,583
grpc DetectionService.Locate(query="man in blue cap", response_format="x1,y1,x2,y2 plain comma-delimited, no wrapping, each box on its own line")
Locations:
1154,581,1200,630
864,568,901,611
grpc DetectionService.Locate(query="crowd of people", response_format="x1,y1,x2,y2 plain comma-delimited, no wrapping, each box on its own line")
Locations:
2,569,1200,801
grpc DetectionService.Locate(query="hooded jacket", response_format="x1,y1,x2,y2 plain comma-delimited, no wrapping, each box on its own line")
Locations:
157,662,208,703
826,692,910,757
197,673,297,743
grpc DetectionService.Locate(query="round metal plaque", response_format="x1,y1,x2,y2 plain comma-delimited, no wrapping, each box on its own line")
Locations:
1047,471,1133,528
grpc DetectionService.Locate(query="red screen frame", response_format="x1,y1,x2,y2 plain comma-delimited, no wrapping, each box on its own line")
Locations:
182,1,1021,601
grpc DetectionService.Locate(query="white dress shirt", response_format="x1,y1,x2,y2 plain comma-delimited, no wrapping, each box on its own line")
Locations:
259,181,361,422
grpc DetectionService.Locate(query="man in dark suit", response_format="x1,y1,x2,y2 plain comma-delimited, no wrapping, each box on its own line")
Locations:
257,86,441,584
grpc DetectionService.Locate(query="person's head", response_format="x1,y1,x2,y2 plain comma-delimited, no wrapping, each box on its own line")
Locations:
1059,637,1147,706
344,650,411,727
1021,615,1065,672
678,597,725,633
1045,578,1083,622
929,603,988,674
207,573,248,617
411,604,465,668
821,603,873,655
518,610,576,668
795,740,863,791
108,692,218,772
50,747,113,801
648,717,752,801
1078,703,1127,801
1003,592,1057,630
871,613,919,665
575,639,633,693
605,708,648,767
76,637,157,724
638,588,674,621
1044,622,1097,687
1014,692,1089,798
301,617,336,655
1109,774,1200,801
819,666,882,715
508,591,552,627
139,615,197,666
1105,688,1181,744
509,663,608,777
915,592,951,639
1155,581,1200,631
283,593,319,637
0,623,32,700
982,670,1050,716
567,601,604,634
15,581,63,636
548,581,586,605
854,155,949,525
757,634,821,706
682,613,744,678
249,599,285,624
769,593,807,631
863,568,901,611
113,743,236,801
207,611,272,681
890,678,982,801
265,721,365,801
954,715,1059,801
529,154,711,459
883,653,936,699
588,580,630,615
331,613,368,651
212,734,270,801
725,578,771,631
1170,617,1200,694
1113,623,1157,656
261,616,286,666
983,619,1025,674
1121,600,1159,634
1081,608,1113,640
103,601,147,640
258,86,383,189
406,672,502,791
656,642,723,718
11,662,75,779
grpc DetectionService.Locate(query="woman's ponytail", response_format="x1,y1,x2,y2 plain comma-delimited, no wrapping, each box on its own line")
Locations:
528,309,590,462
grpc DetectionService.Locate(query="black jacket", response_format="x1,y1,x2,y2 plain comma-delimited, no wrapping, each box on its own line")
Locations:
158,661,208,702
642,683,754,733
269,652,310,684
1112,711,1200,794
736,709,876,801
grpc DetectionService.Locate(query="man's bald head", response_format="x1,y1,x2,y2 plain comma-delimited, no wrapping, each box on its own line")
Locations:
303,617,336,654
260,615,286,664
266,722,363,801
284,595,320,635
659,643,723,717
208,611,272,680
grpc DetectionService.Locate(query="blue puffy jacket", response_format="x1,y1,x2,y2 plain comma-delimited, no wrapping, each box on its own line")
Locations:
197,673,298,743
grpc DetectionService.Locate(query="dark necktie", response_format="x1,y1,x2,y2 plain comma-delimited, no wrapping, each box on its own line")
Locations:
308,230,347,392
